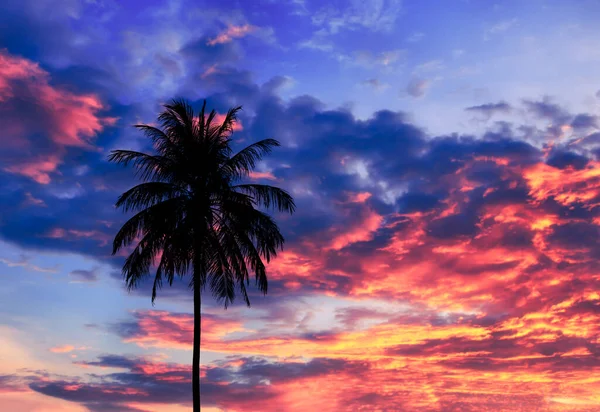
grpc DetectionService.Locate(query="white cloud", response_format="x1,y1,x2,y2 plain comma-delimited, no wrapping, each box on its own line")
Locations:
0,255,59,273
361,78,390,92
413,59,445,74
484,18,518,40
406,32,424,42
312,0,403,34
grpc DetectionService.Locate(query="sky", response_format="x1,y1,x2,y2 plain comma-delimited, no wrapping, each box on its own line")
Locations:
2,0,600,410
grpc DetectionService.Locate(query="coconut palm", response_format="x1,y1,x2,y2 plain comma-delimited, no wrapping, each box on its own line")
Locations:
109,99,295,412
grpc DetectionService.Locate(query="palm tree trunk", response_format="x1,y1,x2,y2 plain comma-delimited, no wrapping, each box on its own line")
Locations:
193,269,201,412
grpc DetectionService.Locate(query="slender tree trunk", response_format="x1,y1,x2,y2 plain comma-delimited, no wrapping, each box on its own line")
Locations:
193,268,201,412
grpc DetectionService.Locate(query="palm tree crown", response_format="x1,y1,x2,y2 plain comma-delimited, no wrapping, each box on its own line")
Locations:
109,99,295,306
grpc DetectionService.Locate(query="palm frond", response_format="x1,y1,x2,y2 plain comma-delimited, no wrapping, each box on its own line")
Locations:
209,106,242,140
116,182,188,213
112,197,185,255
134,125,181,160
122,231,165,291
233,184,296,214
222,139,281,180
108,150,178,182
159,99,195,144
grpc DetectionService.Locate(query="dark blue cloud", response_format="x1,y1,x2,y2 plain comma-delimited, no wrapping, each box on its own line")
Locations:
523,97,570,123
426,213,480,239
396,192,441,213
70,268,98,282
546,150,589,170
547,222,600,250
29,354,366,410
571,113,597,130
465,102,511,117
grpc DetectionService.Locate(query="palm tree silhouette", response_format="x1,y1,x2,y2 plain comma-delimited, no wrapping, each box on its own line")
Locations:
109,99,295,411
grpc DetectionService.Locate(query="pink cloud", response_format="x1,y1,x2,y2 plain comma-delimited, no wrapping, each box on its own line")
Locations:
118,310,246,350
0,49,116,183
22,192,47,207
42,227,111,246
45,228,67,239
207,24,255,46
201,64,220,79
249,171,278,181
213,113,243,131
339,191,372,204
4,155,61,184
328,208,383,250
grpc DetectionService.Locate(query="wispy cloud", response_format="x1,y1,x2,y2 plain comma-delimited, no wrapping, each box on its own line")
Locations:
0,256,58,274
484,18,518,40
207,24,256,46
312,0,403,34
405,77,432,98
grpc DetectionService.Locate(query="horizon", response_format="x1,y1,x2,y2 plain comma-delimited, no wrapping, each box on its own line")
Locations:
2,0,600,411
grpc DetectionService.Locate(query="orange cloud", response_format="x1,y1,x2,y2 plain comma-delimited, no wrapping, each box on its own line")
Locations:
49,345,76,353
524,161,600,207
49,345,88,353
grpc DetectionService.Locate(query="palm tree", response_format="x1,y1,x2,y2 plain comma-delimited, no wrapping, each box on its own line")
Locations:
109,99,295,411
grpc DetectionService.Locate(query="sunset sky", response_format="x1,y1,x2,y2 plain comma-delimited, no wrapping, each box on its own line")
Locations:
2,0,600,411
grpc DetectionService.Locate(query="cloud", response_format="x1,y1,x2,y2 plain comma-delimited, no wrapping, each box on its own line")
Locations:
413,59,445,74
484,18,518,40
112,310,246,349
207,24,256,46
249,171,278,181
3,2,600,410
0,49,116,184
26,354,372,411
312,0,403,34
0,375,28,393
69,268,98,282
0,255,58,273
466,102,512,118
352,49,404,67
213,112,244,131
406,32,425,42
405,78,431,98
49,345,86,353
523,96,570,123
360,78,389,92
571,113,598,130
22,192,47,207
2,20,600,408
